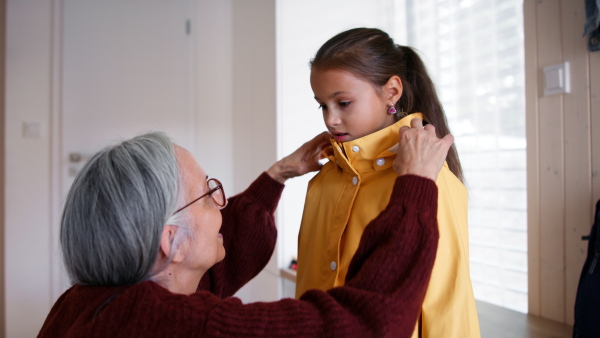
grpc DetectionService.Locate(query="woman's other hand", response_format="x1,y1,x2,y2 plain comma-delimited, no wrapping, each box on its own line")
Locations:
393,118,454,182
267,132,331,184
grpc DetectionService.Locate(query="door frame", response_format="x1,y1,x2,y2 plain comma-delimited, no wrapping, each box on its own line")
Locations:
0,0,7,335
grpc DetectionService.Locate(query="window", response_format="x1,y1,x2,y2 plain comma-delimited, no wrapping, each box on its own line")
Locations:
399,0,527,312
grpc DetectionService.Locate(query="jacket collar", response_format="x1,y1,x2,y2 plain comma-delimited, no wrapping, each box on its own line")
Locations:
323,113,424,174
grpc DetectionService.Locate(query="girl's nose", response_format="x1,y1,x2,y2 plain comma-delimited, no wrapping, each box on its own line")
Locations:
324,110,341,128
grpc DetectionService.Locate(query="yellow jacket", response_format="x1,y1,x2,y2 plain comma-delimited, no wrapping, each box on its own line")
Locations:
296,114,481,338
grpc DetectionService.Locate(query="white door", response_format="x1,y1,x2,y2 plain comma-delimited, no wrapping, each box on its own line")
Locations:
54,0,196,296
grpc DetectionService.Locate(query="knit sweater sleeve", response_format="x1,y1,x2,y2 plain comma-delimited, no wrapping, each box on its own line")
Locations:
202,175,439,337
198,172,283,297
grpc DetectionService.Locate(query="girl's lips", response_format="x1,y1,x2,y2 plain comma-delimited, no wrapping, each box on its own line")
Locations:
333,133,349,142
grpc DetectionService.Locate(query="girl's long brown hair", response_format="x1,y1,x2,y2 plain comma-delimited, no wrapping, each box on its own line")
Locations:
311,27,464,182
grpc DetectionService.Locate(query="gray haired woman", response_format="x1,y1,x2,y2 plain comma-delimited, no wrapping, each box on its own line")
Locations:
39,118,451,337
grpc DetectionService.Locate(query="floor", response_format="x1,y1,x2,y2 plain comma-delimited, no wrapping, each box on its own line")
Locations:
477,301,573,338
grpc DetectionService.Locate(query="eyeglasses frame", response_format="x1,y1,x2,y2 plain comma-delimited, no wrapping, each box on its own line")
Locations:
173,178,226,214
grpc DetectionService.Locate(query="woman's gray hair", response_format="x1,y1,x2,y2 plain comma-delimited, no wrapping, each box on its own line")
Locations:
61,132,191,286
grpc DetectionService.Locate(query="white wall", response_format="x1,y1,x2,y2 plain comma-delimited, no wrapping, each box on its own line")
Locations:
194,0,234,190
230,0,280,303
5,1,54,335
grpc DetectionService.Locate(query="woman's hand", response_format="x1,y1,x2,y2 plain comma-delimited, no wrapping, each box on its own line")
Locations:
267,132,331,184
393,118,454,182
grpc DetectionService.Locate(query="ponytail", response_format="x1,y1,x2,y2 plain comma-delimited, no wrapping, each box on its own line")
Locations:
394,46,464,182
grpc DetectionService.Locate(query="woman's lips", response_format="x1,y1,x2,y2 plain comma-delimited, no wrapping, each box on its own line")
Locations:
333,133,349,142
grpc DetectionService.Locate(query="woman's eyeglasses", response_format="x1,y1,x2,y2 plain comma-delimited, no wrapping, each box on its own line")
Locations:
174,178,227,214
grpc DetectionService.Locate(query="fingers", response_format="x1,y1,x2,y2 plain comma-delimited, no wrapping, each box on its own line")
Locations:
440,133,454,150
394,118,453,181
409,117,424,129
398,118,436,146
269,131,331,184
308,131,331,147
317,131,332,142
301,131,331,162
313,131,332,151
304,161,323,173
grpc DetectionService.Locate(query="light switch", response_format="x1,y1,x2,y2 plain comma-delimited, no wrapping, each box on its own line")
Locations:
23,121,42,139
543,62,570,96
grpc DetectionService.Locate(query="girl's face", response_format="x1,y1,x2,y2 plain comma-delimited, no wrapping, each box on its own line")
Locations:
310,68,397,143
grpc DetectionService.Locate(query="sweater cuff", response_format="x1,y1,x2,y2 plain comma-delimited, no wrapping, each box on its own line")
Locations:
390,175,438,210
241,172,285,213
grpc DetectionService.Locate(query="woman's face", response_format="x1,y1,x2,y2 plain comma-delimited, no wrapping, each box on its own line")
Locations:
175,146,225,273
310,68,396,143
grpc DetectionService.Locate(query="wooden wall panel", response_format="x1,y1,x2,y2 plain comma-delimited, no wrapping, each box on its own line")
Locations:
524,0,540,316
231,0,279,302
527,0,596,324
561,0,592,326
536,0,566,323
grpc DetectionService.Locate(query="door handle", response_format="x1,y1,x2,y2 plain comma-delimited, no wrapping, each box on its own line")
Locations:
69,152,83,163
67,152,90,177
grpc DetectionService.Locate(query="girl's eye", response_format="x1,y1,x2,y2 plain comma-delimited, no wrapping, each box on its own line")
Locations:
339,101,351,107
318,104,327,110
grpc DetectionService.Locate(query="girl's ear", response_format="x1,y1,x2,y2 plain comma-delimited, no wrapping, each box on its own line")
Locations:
160,225,185,263
384,75,403,105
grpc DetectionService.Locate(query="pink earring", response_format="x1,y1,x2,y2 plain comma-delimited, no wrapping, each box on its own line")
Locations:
387,106,397,114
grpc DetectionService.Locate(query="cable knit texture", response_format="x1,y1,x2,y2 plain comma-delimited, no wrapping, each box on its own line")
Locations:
38,173,438,338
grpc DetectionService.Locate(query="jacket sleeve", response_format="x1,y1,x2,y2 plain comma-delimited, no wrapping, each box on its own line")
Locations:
200,175,439,338
197,172,283,297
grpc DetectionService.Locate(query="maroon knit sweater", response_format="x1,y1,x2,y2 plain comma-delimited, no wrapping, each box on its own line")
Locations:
38,173,438,338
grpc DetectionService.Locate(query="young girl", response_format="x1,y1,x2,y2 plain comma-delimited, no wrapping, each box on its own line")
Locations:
295,28,481,338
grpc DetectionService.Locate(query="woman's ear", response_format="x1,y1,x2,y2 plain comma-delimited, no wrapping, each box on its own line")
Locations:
160,225,185,263
384,75,403,105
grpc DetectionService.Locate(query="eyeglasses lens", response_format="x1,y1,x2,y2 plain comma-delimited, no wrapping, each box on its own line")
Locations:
208,179,225,207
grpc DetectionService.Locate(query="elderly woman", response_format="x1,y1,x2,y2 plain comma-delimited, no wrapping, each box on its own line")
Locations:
38,118,451,337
